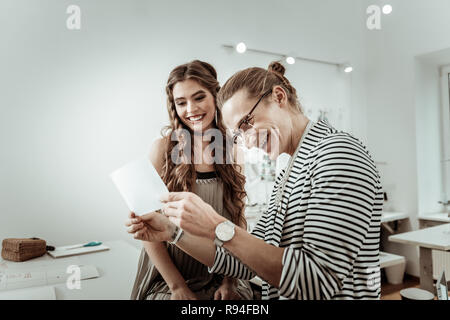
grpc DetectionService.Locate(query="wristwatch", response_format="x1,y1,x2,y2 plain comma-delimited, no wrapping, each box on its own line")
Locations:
169,225,184,245
214,220,235,247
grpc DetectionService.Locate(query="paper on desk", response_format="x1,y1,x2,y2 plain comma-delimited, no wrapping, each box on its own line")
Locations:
0,285,56,300
110,156,169,215
0,262,99,291
0,256,81,271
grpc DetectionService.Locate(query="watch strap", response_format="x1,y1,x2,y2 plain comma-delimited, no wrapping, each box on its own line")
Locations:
214,237,224,247
169,226,184,245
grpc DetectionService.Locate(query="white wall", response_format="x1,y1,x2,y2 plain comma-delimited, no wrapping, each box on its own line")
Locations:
415,53,447,215
0,0,368,248
363,0,450,276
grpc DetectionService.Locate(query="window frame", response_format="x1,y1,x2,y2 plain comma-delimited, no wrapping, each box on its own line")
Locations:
439,66,450,204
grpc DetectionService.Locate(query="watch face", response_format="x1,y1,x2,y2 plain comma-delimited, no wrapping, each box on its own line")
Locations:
216,221,235,242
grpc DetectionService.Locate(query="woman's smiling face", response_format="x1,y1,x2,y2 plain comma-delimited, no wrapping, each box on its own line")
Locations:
172,79,216,132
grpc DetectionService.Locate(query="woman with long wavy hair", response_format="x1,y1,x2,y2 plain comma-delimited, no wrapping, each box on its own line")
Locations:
129,60,253,300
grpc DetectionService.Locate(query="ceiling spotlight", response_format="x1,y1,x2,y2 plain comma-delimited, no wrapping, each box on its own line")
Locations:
236,42,247,54
344,66,353,73
286,56,295,65
382,4,393,14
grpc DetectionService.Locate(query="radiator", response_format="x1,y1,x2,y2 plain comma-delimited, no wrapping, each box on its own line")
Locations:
433,250,450,279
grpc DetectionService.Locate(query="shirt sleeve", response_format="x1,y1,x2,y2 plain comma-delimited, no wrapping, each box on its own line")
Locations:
278,136,379,299
207,213,267,280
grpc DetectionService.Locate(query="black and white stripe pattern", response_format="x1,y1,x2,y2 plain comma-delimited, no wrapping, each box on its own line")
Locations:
209,120,383,300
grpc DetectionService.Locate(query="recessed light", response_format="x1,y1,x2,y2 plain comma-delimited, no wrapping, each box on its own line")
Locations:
383,5,393,14
236,42,247,54
286,56,295,65
344,66,353,73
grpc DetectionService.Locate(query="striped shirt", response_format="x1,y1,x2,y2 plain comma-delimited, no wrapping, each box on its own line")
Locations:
209,120,383,300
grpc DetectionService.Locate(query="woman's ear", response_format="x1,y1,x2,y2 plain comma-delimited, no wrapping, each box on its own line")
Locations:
271,85,288,108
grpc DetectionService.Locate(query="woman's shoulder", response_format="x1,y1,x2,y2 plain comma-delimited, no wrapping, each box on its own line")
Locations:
150,136,169,152
149,137,169,174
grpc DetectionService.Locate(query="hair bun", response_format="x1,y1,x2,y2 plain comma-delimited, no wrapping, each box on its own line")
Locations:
268,61,286,76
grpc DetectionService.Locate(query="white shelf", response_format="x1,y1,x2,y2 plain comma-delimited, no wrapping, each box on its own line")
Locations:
381,211,408,223
380,251,405,268
419,212,450,223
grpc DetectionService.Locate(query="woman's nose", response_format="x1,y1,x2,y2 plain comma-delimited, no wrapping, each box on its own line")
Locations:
186,101,197,114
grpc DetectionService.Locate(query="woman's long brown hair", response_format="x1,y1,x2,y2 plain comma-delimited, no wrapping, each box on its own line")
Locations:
160,60,246,227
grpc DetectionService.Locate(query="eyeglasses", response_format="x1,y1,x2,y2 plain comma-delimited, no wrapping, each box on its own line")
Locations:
232,89,272,145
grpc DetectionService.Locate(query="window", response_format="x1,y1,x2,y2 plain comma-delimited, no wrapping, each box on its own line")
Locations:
440,66,450,206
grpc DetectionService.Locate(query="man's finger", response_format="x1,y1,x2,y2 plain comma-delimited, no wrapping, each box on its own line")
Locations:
127,222,144,234
133,230,143,240
125,216,142,227
159,192,193,203
162,204,182,218
134,229,149,240
168,216,181,228
140,211,159,221
162,200,190,215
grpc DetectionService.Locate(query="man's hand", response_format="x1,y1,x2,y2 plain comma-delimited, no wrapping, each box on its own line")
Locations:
125,211,175,242
160,192,226,240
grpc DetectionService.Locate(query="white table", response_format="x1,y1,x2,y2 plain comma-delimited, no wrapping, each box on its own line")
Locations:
1,240,141,299
381,211,409,223
419,212,450,225
389,224,450,293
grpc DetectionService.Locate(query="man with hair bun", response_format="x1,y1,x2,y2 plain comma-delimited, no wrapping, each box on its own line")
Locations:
126,61,383,300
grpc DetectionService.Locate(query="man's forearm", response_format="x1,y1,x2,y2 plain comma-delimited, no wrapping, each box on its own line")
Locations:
221,226,285,287
177,225,285,288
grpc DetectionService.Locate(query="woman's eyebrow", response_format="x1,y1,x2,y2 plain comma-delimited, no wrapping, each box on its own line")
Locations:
174,90,205,103
191,90,206,97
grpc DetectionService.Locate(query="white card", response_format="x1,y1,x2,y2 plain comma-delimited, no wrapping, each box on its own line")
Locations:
0,285,56,300
110,156,168,215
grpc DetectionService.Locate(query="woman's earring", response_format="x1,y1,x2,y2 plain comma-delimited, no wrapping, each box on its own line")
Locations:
215,109,218,124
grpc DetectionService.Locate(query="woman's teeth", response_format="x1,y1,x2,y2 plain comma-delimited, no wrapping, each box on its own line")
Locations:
188,114,205,122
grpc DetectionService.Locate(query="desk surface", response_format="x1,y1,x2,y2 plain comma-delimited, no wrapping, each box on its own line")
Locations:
56,240,141,299
389,223,450,251
1,240,141,299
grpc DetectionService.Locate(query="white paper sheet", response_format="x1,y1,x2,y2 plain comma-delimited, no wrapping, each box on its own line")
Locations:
0,285,56,300
0,256,81,271
0,256,99,291
110,156,169,215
